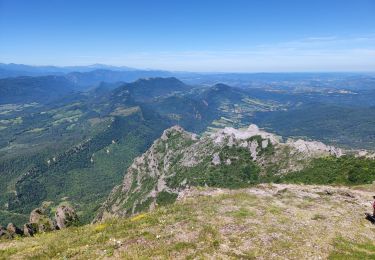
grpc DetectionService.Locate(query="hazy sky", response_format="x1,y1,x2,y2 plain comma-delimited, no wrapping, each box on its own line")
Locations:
1,0,374,72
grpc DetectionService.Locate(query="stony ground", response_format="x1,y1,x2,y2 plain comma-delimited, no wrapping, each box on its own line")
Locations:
1,183,375,259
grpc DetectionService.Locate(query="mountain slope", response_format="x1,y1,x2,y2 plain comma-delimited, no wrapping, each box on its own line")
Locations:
95,124,356,221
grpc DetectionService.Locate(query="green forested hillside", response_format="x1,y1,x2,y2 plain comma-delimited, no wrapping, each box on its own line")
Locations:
0,78,183,225
0,76,75,104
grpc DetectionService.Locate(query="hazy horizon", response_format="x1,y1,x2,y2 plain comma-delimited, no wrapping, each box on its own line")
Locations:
2,62,375,74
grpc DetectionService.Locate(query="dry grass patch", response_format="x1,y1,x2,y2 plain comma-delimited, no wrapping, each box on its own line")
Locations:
1,184,375,259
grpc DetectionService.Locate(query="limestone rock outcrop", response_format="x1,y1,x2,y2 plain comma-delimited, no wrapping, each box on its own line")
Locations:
6,223,23,237
95,124,355,222
55,205,79,229
0,225,10,239
287,139,343,157
29,207,55,232
23,223,38,237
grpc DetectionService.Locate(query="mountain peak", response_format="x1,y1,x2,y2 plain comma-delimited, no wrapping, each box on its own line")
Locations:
212,83,231,91
211,124,280,145
114,77,189,102
160,125,197,141
134,77,185,86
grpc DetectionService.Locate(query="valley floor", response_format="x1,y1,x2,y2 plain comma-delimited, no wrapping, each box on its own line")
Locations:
1,184,375,259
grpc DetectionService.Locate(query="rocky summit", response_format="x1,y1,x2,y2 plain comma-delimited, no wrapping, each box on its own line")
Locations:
95,124,345,222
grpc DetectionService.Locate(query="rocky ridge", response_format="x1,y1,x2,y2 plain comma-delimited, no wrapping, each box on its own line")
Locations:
95,124,346,222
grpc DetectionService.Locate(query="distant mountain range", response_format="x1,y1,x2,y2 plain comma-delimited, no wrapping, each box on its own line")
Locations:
0,63,138,76
2,63,375,89
0,63,176,91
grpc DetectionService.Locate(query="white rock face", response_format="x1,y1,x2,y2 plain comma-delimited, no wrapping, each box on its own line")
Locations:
249,140,259,160
211,124,280,145
239,141,248,148
287,139,343,157
212,153,221,165
210,123,346,160
210,123,347,161
358,150,368,157
356,150,375,159
261,139,269,149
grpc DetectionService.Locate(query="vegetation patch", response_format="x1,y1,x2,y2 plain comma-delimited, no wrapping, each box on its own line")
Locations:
280,156,375,185
156,191,178,206
167,146,261,189
229,207,256,219
110,106,140,117
134,197,153,213
329,238,375,259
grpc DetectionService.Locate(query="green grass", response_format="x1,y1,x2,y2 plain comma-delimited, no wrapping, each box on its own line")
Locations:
329,238,375,259
280,156,375,185
311,214,326,220
229,207,256,219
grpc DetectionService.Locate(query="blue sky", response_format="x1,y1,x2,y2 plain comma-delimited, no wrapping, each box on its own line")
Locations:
0,0,374,72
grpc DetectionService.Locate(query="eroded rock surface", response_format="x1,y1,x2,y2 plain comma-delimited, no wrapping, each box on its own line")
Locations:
6,223,23,237
55,205,79,229
23,223,38,237
0,225,10,239
29,207,55,232
287,139,343,157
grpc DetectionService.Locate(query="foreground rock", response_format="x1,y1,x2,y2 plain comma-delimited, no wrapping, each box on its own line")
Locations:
6,223,23,237
29,207,55,232
55,205,79,229
0,225,10,239
1,204,79,240
23,223,38,237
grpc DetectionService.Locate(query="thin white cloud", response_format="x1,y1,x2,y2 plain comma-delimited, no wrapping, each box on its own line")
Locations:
112,35,375,72
1,35,374,72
